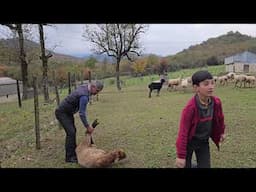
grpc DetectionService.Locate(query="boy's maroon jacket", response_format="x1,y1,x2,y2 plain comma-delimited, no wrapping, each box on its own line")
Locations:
176,95,225,159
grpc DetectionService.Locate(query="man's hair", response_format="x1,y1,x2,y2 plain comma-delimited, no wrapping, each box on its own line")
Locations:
93,80,104,91
192,70,213,85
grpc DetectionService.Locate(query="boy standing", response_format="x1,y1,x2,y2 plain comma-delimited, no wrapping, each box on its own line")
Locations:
175,70,225,168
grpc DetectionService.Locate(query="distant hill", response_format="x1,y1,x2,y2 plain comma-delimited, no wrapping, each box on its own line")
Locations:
0,38,86,64
81,53,115,63
166,31,256,70
2,31,256,77
0,38,90,81
79,52,161,63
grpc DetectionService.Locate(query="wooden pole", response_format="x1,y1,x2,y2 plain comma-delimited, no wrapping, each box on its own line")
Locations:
81,71,83,85
53,71,62,129
33,76,41,149
53,71,60,106
88,71,92,105
68,72,71,94
16,80,22,108
73,73,77,90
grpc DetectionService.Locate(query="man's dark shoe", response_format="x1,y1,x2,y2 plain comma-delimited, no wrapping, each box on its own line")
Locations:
66,156,78,163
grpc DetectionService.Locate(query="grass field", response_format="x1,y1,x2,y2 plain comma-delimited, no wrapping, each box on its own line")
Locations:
1,65,256,168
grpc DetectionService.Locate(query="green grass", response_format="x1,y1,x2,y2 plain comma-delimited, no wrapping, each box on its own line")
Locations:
1,65,256,168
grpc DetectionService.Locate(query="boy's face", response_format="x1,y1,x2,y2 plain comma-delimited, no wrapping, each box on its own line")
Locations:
194,79,215,97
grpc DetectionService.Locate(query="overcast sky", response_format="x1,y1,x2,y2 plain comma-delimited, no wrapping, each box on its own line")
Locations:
1,24,256,57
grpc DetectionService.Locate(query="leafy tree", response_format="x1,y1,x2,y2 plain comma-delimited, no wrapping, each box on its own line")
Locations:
85,57,97,69
0,65,8,77
83,24,148,90
38,24,53,102
145,54,160,74
131,58,147,75
1,24,29,100
207,56,219,66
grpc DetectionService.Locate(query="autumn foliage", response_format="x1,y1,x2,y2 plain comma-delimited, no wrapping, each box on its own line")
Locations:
0,65,8,77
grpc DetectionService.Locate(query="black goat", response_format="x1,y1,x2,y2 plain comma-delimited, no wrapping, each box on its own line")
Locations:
148,79,165,98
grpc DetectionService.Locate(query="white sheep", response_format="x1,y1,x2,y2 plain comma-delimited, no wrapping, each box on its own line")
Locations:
213,76,218,84
218,75,228,86
245,75,256,88
234,74,247,88
167,77,182,91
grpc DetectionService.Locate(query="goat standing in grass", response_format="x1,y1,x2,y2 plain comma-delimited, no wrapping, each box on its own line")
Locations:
148,78,165,98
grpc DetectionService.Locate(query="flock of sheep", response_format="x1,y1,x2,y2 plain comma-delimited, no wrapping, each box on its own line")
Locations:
216,72,256,88
148,72,256,98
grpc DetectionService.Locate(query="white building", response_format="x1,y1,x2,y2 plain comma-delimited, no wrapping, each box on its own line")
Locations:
0,77,22,96
224,51,256,73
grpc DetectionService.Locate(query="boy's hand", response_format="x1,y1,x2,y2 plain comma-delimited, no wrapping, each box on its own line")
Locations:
220,134,225,143
176,158,186,168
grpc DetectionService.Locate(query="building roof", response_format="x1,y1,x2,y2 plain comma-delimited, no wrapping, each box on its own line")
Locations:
0,77,17,85
224,51,256,64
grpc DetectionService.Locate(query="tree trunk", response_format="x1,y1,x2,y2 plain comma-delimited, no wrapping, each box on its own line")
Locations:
17,24,29,100
39,24,49,102
116,58,121,91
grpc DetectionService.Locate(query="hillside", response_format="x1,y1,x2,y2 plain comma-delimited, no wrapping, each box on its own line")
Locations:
166,31,256,70
0,38,85,64
2,31,256,80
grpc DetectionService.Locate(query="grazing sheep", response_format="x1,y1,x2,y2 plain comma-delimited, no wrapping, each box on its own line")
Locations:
167,77,182,91
148,78,165,98
234,74,247,88
213,76,218,83
180,78,189,92
218,75,228,86
226,72,236,80
245,75,256,88
76,134,126,168
186,76,192,84
181,78,189,88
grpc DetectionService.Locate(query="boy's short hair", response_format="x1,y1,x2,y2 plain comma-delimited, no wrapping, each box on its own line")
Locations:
192,70,213,85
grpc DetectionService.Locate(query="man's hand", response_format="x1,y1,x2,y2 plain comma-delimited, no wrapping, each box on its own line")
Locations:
86,126,94,134
175,158,186,168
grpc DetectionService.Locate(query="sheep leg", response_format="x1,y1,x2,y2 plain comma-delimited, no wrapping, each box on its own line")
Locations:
90,136,94,144
149,89,152,98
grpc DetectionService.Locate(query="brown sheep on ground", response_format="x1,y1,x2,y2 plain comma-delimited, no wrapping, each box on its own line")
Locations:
76,134,126,168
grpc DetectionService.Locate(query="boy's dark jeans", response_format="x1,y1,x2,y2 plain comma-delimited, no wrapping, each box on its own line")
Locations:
55,109,77,161
185,139,210,168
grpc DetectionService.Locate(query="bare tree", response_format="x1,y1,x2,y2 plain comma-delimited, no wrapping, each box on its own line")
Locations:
83,24,148,90
38,24,52,102
2,24,29,100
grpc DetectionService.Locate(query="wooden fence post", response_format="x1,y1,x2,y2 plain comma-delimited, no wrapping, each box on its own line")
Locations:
88,71,92,105
52,71,62,129
53,71,60,106
68,72,71,94
33,76,41,150
16,80,22,108
81,71,84,85
73,73,77,90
